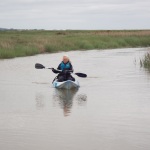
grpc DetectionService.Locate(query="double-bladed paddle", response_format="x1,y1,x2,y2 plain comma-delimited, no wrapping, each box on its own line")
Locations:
35,63,87,78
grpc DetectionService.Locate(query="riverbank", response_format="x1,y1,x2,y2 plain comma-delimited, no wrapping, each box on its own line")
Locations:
0,30,150,59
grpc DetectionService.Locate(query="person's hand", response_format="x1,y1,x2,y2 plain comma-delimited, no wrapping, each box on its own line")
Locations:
52,68,59,74
52,68,55,72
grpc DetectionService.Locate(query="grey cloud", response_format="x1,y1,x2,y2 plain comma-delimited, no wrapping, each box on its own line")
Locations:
0,0,150,29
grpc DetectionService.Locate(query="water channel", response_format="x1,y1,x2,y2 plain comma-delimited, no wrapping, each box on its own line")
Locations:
0,48,150,150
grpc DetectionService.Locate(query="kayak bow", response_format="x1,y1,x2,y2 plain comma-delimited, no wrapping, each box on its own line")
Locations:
53,80,80,89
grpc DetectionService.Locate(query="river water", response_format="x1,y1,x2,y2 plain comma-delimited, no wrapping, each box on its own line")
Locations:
0,48,150,150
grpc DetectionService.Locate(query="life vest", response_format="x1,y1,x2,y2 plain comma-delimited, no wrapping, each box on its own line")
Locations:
59,61,71,71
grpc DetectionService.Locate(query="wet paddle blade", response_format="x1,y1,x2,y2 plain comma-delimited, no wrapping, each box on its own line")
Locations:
35,63,45,69
75,73,87,78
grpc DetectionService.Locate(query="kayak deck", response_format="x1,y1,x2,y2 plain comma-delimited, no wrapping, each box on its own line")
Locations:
53,80,80,89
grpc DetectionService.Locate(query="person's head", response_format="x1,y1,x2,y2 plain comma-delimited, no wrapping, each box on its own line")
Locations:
62,55,70,63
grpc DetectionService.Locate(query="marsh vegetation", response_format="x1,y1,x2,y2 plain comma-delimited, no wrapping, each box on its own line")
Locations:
0,30,150,59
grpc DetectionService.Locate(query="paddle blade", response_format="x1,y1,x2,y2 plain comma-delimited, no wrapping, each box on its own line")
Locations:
35,63,45,69
75,73,87,78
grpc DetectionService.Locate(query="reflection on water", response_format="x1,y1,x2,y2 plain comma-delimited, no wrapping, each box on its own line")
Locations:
53,89,87,116
35,93,45,110
75,94,87,106
53,89,77,116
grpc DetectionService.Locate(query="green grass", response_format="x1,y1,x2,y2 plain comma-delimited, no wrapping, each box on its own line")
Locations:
0,30,150,59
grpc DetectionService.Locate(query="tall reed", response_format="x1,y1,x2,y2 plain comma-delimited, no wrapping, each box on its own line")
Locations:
140,51,150,69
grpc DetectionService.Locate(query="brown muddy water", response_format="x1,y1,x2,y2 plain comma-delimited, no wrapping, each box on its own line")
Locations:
0,48,150,150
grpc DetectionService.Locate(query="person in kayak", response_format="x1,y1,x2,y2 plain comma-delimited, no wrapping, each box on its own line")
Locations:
52,55,75,82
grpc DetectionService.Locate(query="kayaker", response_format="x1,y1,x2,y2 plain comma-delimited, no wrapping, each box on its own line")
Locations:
52,55,75,82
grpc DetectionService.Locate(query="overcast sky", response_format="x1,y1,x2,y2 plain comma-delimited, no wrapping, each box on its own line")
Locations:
0,0,150,30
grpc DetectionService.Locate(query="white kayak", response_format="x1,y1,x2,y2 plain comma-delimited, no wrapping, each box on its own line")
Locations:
53,80,80,89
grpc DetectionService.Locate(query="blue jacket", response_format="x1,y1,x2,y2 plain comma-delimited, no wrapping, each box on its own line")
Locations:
57,61,73,71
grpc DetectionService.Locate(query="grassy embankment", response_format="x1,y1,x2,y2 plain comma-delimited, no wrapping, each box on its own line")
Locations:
0,30,150,59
